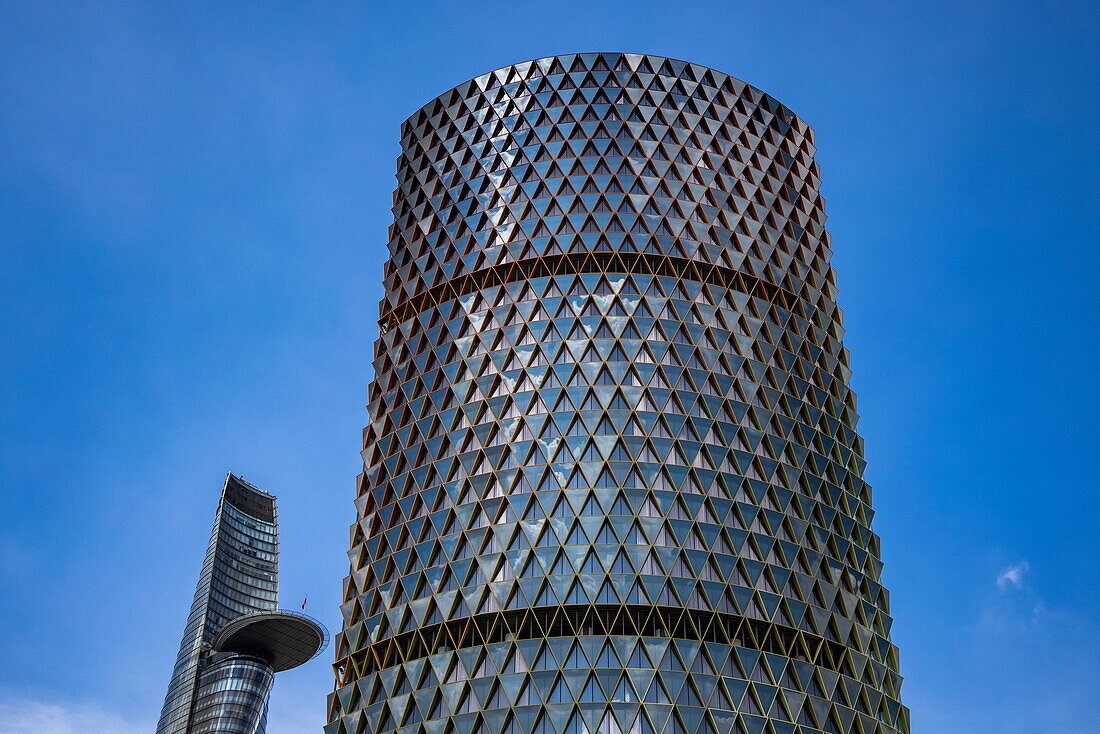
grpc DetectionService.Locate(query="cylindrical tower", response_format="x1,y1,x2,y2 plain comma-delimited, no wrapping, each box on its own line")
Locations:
190,653,274,733
156,475,327,734
158,476,281,734
329,53,908,734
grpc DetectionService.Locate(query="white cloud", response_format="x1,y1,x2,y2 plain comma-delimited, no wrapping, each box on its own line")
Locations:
0,691,149,734
997,560,1030,590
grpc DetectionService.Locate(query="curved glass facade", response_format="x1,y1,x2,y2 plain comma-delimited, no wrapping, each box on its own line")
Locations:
328,53,908,734
158,475,279,734
190,653,274,734
157,475,325,733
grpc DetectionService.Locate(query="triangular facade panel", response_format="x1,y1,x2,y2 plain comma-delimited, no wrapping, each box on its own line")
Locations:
328,53,909,734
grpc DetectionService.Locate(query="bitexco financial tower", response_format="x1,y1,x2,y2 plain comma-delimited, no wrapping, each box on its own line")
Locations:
327,53,909,734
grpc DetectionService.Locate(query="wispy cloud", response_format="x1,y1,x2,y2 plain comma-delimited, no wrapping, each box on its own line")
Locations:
980,560,1051,634
997,560,1029,590
0,691,149,734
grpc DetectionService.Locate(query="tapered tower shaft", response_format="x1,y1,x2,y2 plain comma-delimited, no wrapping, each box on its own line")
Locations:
157,475,326,734
329,53,908,734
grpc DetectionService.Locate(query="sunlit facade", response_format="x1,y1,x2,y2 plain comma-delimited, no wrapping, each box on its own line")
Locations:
328,53,908,734
156,474,325,734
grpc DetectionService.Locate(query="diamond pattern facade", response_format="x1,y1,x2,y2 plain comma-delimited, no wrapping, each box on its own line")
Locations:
328,53,908,734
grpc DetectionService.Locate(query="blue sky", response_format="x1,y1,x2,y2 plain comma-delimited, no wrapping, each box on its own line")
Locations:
1,1,1097,732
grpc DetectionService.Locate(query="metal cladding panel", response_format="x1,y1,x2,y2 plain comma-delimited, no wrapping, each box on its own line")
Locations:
156,475,279,734
329,53,908,734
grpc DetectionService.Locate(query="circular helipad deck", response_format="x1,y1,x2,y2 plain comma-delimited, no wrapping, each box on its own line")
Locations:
213,611,327,672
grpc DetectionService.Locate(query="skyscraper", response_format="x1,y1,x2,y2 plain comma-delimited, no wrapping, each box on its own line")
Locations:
157,474,326,734
329,53,908,734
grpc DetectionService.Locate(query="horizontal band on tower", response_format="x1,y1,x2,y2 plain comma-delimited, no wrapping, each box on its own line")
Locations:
338,605,855,684
379,252,809,333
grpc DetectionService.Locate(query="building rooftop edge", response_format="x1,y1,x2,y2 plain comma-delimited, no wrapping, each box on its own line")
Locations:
400,51,805,134
225,473,274,498
222,473,277,523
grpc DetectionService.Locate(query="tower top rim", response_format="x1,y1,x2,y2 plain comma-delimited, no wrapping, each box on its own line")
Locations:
400,52,806,133
222,473,277,523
